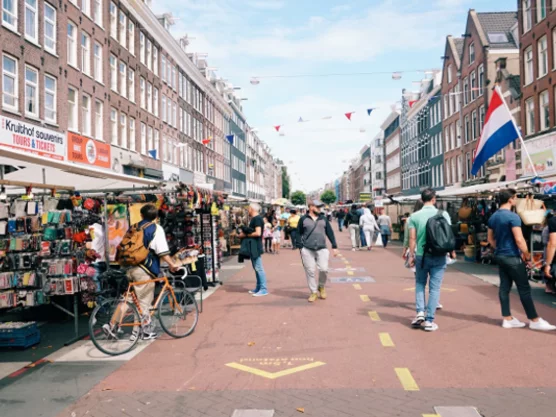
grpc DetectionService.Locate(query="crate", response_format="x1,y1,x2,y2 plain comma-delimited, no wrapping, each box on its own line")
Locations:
0,331,40,348
0,322,38,339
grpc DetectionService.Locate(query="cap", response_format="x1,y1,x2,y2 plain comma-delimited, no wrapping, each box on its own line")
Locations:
309,199,325,207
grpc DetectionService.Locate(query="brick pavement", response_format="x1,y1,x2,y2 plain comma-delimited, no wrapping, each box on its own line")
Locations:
56,231,556,417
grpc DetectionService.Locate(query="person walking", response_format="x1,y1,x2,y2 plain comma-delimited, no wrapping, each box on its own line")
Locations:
488,189,555,330
263,217,273,254
408,189,454,332
240,203,269,297
360,207,380,251
297,200,339,302
336,208,346,232
272,221,281,255
287,209,301,250
543,212,555,294
377,210,393,248
344,204,362,251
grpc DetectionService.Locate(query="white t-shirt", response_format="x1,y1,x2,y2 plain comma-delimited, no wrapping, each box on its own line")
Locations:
150,223,170,256
89,223,106,263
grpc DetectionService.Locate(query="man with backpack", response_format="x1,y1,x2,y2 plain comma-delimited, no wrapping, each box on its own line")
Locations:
408,189,455,332
344,204,362,251
115,204,179,340
297,200,338,302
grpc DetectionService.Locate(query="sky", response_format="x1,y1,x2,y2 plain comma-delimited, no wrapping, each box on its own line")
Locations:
152,0,514,192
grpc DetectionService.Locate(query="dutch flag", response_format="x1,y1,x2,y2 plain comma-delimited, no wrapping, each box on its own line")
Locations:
471,86,520,175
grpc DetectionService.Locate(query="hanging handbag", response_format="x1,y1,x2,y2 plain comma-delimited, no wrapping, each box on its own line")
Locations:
458,198,473,220
516,195,546,226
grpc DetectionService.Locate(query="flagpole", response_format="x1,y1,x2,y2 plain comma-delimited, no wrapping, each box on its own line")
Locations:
495,85,538,178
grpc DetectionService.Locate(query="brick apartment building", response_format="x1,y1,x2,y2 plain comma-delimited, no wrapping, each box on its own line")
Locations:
518,0,556,179
441,10,519,187
0,0,285,196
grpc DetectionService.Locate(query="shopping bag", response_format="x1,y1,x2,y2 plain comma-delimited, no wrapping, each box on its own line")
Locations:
516,195,545,226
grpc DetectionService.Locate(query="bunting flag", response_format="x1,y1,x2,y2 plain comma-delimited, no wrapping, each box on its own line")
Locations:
226,134,234,144
345,112,355,121
298,117,304,123
367,108,374,116
148,149,157,159
408,100,417,108
202,137,212,145
274,125,282,132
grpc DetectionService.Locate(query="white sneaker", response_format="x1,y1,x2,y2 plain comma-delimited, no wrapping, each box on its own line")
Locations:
411,312,425,328
529,318,556,331
423,321,439,332
502,318,526,329
352,248,356,252
436,304,443,310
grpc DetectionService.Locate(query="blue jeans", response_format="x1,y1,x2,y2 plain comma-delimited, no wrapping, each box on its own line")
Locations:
360,228,367,247
251,256,268,292
415,255,446,322
338,219,343,231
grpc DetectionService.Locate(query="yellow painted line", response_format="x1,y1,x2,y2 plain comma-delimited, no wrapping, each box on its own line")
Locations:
343,260,350,264
360,294,370,302
347,271,354,276
368,311,381,321
395,368,420,391
379,333,394,347
353,284,362,290
225,361,326,380
422,415,440,417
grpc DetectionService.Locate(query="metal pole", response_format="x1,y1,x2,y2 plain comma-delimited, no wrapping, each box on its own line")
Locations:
103,196,110,265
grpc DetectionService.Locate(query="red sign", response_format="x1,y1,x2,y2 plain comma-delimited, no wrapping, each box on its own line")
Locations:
67,133,110,168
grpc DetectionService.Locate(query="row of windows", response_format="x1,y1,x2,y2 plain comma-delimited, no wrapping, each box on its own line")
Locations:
524,88,556,134
232,178,246,195
231,154,246,174
386,172,400,190
522,0,556,34
431,164,445,189
522,30,556,86
402,165,431,191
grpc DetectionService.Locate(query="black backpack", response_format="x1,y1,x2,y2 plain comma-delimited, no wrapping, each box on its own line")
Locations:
423,211,456,261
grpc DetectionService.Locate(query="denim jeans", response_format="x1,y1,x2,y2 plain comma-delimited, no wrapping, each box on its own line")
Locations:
415,255,447,322
251,256,268,292
495,255,538,320
360,228,367,247
338,219,343,231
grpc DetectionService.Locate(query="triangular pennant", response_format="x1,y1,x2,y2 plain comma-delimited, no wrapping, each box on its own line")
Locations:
367,108,374,116
148,149,157,159
298,117,304,123
226,134,234,144
345,112,354,121
409,100,417,108
274,125,281,132
202,136,212,145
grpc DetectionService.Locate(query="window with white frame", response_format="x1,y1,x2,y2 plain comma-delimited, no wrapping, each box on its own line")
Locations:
478,65,484,95
469,42,475,65
525,98,535,135
479,106,485,133
81,0,90,16
24,0,38,43
95,100,103,140
153,88,158,116
464,115,470,143
450,123,455,149
444,96,449,119
471,110,477,140
147,126,153,154
147,82,152,113
44,75,56,123
93,0,102,26
140,77,145,108
129,118,135,151
154,129,159,158
146,39,152,71
540,89,550,130
110,54,117,92
153,47,158,76
456,119,462,147
128,68,135,102
463,77,469,106
168,99,173,126
161,55,166,82
118,11,126,49
82,94,92,136
172,66,177,90
162,95,166,122
2,0,17,31
93,41,102,82
44,3,56,54
24,65,39,117
67,21,78,66
119,61,127,98
139,32,145,64
447,64,452,83
109,2,117,38
552,28,556,70
470,71,476,101
172,102,177,127
81,32,91,75
538,35,548,77
140,123,146,154
110,108,117,144
2,54,18,110
128,21,135,55
538,0,547,21
119,113,127,148
68,87,78,131
525,46,533,85
523,0,532,32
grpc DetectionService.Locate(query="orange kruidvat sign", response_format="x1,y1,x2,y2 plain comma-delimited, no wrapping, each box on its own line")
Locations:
67,132,111,168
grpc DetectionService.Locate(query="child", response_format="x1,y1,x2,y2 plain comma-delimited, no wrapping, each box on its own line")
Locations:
263,217,273,253
272,222,281,255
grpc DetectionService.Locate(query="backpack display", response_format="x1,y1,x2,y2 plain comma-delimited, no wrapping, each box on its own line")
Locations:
424,211,456,257
116,223,152,266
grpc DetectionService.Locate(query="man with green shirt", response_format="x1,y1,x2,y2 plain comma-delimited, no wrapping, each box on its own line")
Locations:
408,188,453,332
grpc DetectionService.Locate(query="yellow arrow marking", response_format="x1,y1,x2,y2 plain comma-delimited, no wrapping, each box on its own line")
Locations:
368,311,381,321
403,287,456,292
395,368,419,391
360,295,370,302
347,271,354,276
353,284,362,290
225,361,326,379
379,333,394,347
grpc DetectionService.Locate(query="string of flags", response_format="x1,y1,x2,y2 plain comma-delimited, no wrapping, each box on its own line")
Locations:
272,108,375,133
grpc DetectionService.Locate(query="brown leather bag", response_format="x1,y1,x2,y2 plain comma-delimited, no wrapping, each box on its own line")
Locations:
458,198,472,220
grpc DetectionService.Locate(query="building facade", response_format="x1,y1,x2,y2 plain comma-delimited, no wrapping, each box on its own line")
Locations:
370,131,385,198
383,111,401,196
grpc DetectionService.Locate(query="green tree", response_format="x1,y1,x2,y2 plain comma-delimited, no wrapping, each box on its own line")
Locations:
320,190,337,205
281,167,290,198
290,190,307,206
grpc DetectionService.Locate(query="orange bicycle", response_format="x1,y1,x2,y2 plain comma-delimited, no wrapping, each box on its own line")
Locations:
89,269,199,356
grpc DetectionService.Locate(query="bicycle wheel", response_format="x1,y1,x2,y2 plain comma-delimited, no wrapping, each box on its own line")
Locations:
158,289,199,338
89,297,142,356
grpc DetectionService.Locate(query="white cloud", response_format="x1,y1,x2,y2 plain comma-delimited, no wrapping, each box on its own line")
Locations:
246,0,285,10
331,4,352,13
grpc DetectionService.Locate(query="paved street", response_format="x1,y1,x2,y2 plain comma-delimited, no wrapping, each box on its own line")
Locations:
9,231,556,417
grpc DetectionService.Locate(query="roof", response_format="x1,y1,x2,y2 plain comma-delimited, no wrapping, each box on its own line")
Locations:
453,38,464,59
476,12,518,49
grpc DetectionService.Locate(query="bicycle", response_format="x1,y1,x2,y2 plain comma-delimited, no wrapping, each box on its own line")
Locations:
88,268,199,356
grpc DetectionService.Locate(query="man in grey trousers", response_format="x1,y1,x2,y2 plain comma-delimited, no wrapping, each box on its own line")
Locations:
296,200,339,303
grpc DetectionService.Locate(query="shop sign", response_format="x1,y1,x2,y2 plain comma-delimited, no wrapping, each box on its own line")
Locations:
0,115,65,160
540,181,556,195
194,171,207,185
359,192,372,202
374,198,384,208
67,133,110,168
523,133,556,177
162,163,180,182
